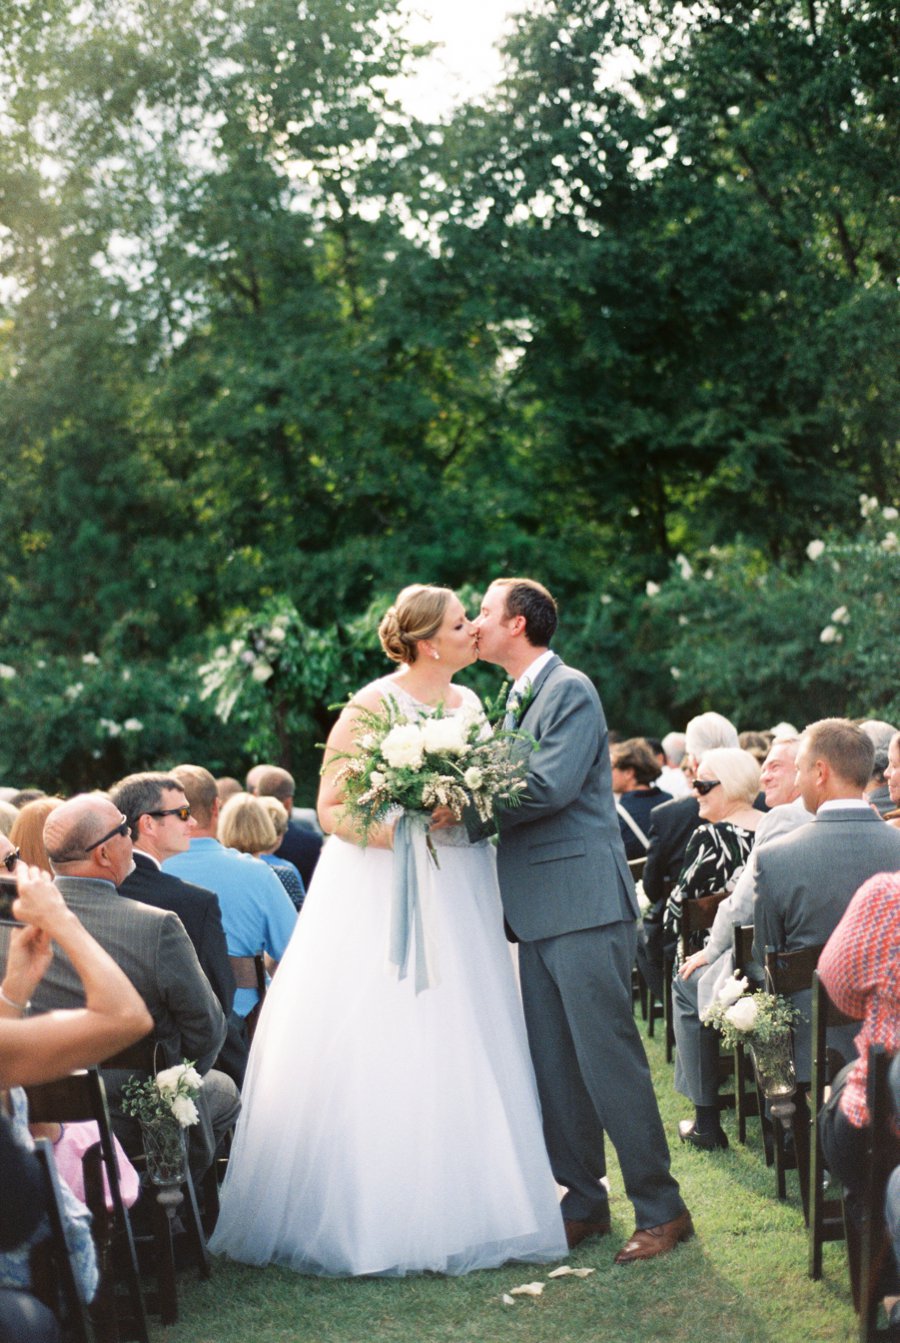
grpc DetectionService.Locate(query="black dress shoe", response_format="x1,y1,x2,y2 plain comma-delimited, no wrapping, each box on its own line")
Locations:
678,1119,729,1151
564,1217,612,1249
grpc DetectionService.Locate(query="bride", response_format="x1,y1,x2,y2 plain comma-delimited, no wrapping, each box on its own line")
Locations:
209,584,567,1276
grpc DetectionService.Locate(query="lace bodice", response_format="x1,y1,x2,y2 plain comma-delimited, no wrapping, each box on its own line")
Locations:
373,676,482,719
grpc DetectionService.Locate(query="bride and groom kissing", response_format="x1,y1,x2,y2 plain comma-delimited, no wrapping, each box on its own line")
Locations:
210,577,693,1277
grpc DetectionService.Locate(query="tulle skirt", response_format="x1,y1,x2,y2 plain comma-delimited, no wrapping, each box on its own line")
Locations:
209,832,566,1276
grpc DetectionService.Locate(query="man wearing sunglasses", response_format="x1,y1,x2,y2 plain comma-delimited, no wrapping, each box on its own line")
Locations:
112,773,249,1087
20,793,240,1178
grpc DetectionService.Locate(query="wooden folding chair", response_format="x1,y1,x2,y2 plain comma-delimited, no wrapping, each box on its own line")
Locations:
103,1035,211,1327
808,970,862,1281
764,944,826,1216
29,1137,93,1343
25,1069,149,1343
230,952,267,1043
671,890,730,1079
851,1045,894,1342
732,922,766,1148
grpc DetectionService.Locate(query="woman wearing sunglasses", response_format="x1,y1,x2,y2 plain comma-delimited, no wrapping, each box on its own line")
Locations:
664,747,761,1150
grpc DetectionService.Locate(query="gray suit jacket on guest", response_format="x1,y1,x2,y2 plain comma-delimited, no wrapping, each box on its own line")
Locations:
29,875,227,1073
494,655,638,941
752,806,900,1079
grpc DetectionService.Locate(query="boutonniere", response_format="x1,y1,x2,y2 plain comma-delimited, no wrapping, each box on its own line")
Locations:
510,681,536,727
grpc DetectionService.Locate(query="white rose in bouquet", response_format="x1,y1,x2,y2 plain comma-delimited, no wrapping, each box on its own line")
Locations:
154,1065,185,1096
381,723,425,770
422,716,467,756
724,996,759,1032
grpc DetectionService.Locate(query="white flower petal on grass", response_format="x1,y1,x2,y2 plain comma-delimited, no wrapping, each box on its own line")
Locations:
510,1282,545,1296
549,1265,596,1278
806,539,825,560
501,1294,516,1306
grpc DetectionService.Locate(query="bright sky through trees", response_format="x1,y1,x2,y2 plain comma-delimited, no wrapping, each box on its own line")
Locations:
396,0,517,116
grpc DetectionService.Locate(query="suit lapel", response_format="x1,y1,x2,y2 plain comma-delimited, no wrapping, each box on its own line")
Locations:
518,654,561,727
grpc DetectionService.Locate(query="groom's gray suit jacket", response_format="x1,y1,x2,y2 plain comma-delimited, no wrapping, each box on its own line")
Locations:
495,655,638,940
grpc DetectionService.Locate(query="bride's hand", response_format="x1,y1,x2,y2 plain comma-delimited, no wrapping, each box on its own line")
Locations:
429,807,457,831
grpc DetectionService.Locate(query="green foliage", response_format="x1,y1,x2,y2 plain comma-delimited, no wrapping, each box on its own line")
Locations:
640,498,900,730
0,0,896,789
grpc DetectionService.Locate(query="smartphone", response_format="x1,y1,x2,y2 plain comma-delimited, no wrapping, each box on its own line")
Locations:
0,875,22,926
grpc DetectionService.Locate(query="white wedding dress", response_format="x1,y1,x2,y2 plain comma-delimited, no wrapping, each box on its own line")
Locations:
209,682,566,1277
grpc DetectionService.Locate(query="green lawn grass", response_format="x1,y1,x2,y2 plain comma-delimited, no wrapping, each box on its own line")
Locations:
151,1017,858,1343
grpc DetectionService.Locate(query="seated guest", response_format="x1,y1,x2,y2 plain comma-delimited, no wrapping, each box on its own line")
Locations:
860,720,898,818
26,794,239,1178
665,747,761,1150
611,738,671,861
738,730,771,766
165,766,297,1022
9,791,45,810
885,731,900,827
672,737,809,1150
111,772,248,1087
658,732,690,798
250,766,322,889
0,859,151,1343
886,1054,900,1342
217,794,305,909
10,797,63,868
256,797,306,911
818,871,900,1230
638,712,740,999
216,776,242,805
0,802,16,839
754,718,900,1084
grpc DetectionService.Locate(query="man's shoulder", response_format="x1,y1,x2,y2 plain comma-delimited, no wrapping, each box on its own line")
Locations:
122,861,218,909
756,799,813,845
649,794,698,830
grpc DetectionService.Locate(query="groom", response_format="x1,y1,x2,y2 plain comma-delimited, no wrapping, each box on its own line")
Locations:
475,578,692,1262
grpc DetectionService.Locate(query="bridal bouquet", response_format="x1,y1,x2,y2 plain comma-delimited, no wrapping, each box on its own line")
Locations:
333,697,528,843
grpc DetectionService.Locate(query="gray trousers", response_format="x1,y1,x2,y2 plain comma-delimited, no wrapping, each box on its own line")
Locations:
519,920,685,1229
672,968,722,1107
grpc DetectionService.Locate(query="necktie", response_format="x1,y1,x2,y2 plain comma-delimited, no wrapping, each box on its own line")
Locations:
503,687,523,732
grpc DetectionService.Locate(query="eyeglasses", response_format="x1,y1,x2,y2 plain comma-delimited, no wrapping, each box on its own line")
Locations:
692,779,721,796
146,806,192,822
1,847,19,872
84,817,131,852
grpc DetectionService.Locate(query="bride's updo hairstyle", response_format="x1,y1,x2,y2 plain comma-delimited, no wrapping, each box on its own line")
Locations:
379,585,454,665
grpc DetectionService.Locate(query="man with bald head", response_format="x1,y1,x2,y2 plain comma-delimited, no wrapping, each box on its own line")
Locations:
33,793,239,1175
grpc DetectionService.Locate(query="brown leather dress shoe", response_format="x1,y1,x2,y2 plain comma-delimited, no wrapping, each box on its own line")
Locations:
564,1217,612,1250
614,1209,694,1264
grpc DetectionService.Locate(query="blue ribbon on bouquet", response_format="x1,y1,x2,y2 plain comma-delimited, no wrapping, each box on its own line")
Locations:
388,813,441,994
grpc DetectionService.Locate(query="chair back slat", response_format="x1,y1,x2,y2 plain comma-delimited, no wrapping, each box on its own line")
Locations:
764,944,826,997
733,923,755,978
29,1138,93,1343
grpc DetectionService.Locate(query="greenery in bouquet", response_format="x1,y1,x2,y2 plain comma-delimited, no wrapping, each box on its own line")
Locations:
121,1062,203,1130
701,976,800,1051
332,697,529,842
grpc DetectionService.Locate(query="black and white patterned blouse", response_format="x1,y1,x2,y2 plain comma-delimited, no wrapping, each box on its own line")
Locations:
663,820,756,960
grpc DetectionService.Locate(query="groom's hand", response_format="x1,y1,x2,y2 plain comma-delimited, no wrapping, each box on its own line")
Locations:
428,806,457,831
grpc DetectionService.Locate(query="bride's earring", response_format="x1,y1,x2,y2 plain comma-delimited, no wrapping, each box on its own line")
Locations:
432,651,440,661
